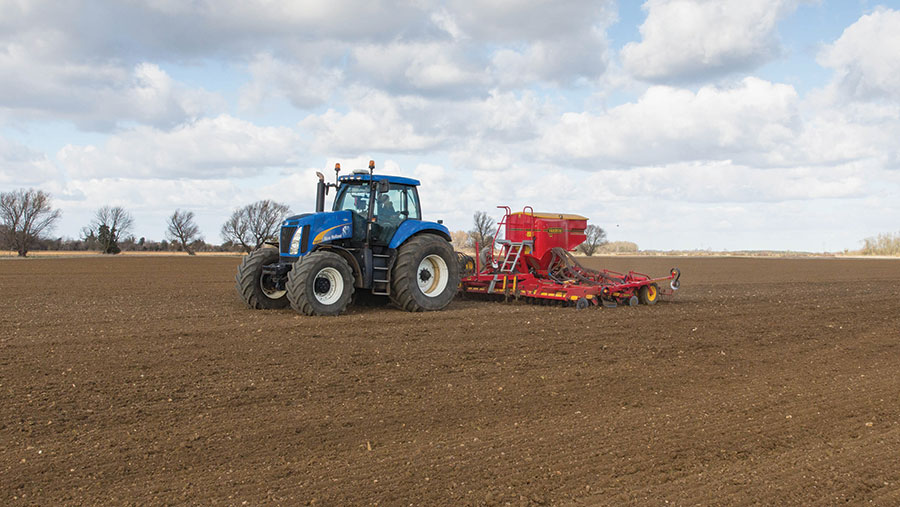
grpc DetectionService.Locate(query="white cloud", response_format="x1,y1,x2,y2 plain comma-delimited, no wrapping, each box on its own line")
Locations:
780,103,900,169
58,115,302,179
300,90,442,154
579,161,867,203
817,8,900,101
341,1,616,97
0,136,61,185
351,42,489,98
450,0,615,86
300,87,552,156
59,178,242,212
622,0,800,82
491,30,609,86
239,53,342,111
0,49,222,130
540,77,800,167
0,0,434,60
1,0,616,121
446,0,614,42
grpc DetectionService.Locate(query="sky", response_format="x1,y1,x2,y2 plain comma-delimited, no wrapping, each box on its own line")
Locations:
2,0,899,252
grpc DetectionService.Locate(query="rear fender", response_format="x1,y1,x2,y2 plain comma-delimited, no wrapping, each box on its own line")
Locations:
389,220,451,249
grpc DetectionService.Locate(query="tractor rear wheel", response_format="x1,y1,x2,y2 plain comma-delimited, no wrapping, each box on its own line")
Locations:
286,250,355,316
391,235,459,312
638,283,659,305
235,247,290,309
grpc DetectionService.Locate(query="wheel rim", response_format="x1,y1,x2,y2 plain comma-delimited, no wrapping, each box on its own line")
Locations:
259,273,286,300
648,285,657,301
313,267,343,305
417,254,449,298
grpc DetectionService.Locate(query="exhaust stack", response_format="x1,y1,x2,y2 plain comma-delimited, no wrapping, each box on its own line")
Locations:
315,171,326,212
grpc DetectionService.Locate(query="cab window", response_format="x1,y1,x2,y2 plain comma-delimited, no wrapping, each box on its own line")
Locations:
334,184,370,215
376,184,420,220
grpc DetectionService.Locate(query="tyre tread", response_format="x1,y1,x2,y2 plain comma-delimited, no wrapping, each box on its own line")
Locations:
390,235,458,312
234,248,288,309
286,250,354,316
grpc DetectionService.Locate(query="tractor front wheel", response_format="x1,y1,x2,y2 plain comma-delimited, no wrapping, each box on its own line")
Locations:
235,247,290,309
391,235,459,312
286,250,355,316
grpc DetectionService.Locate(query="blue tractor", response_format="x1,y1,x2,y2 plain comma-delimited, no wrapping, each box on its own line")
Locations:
235,161,459,316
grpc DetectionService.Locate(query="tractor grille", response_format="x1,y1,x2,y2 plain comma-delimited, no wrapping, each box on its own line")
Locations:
299,225,310,254
280,226,297,255
279,225,310,255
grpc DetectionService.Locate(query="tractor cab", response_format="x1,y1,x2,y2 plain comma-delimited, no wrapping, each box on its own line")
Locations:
333,173,421,245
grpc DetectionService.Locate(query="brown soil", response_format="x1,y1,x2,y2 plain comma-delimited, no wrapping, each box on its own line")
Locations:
2,256,899,505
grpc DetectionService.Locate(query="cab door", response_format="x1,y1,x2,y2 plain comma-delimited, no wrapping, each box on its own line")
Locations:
373,184,421,244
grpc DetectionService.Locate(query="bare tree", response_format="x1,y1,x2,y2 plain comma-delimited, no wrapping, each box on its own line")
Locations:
166,209,201,255
577,224,608,256
90,206,134,254
221,200,290,253
221,212,251,252
0,188,62,257
469,211,495,248
450,230,470,250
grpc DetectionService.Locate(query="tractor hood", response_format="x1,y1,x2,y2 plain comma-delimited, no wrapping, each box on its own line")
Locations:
280,210,354,257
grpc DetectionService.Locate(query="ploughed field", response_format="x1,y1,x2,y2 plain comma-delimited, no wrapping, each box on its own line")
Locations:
2,255,899,505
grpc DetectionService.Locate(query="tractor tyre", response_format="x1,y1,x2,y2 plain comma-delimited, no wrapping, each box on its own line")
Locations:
638,283,659,305
391,235,459,312
286,250,355,316
235,247,290,310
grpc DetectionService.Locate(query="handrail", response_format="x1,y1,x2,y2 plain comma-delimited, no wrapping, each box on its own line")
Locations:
522,205,535,241
490,206,512,259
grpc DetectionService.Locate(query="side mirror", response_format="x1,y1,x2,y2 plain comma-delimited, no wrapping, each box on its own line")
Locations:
377,179,390,193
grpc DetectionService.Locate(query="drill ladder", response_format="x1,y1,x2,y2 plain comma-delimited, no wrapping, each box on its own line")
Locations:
487,239,531,293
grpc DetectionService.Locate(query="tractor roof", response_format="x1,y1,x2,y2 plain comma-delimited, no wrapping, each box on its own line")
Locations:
339,173,420,186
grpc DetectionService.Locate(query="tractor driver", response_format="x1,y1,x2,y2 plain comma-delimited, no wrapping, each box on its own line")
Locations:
377,193,398,220
374,192,401,243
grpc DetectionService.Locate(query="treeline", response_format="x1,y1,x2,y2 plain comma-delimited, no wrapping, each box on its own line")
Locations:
1,187,291,257
13,234,244,254
4,187,621,258
860,232,900,256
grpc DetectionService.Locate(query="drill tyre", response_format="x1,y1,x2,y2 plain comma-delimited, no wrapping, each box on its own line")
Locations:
235,247,290,310
286,250,355,316
391,235,459,312
638,283,659,305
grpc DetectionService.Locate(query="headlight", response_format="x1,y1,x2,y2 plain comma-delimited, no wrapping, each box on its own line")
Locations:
289,229,302,255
